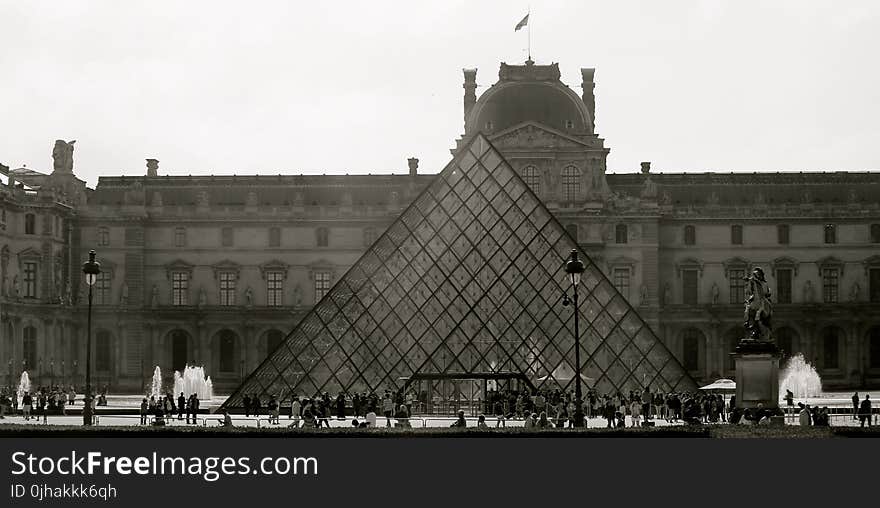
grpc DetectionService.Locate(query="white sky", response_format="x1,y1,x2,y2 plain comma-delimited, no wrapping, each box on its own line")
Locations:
1,1,878,187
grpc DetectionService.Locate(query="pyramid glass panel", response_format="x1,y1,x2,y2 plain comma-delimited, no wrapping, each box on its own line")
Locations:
221,134,695,411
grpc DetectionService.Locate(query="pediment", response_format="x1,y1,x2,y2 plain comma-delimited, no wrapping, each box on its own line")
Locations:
164,259,194,279
211,259,241,279
863,255,880,275
771,256,799,276
17,247,42,264
816,256,845,275
676,257,704,277
260,259,289,279
722,256,751,278
489,122,592,150
607,255,638,268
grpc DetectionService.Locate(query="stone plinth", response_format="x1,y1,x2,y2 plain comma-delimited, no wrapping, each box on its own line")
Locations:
732,340,780,410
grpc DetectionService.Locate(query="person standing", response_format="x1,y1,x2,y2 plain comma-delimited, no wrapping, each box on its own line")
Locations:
243,394,251,418
140,398,149,425
21,392,32,421
382,392,394,427
251,395,261,418
336,393,346,420
859,395,872,428
784,389,794,414
177,392,186,421
290,397,301,428
191,394,200,424
852,392,860,420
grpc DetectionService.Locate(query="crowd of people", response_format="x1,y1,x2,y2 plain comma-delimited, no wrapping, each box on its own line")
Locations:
0,385,94,421
140,392,202,426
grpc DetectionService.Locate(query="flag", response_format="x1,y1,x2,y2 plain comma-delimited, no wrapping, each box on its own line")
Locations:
515,14,529,31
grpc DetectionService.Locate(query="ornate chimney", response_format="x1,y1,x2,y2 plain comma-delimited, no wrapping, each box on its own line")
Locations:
640,161,651,174
463,69,477,124
146,159,159,177
407,157,419,177
581,68,596,131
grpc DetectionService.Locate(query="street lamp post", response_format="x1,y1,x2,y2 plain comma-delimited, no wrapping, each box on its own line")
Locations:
562,249,586,428
82,250,101,426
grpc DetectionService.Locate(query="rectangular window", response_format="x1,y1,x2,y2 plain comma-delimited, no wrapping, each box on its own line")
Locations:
97,227,110,247
23,262,37,298
269,227,281,247
870,268,880,303
729,269,745,304
682,270,698,305
95,271,111,305
314,271,331,303
824,224,836,244
267,271,284,307
174,227,186,248
219,272,236,306
776,269,792,304
822,268,839,303
25,214,36,235
172,272,189,306
23,327,37,370
731,225,743,245
316,228,329,247
221,227,234,247
777,224,790,244
684,226,695,245
612,268,630,300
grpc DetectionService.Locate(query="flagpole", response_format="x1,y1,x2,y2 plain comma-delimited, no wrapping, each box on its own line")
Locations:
527,7,531,61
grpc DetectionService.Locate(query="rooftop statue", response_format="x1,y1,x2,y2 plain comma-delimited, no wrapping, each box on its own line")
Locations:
52,140,76,174
743,267,773,342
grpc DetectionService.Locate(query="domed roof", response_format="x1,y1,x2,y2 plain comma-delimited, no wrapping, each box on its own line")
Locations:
465,61,592,136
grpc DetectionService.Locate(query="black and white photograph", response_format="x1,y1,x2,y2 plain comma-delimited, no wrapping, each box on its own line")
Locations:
1,1,879,503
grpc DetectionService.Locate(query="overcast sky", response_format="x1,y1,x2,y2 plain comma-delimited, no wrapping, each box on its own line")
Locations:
2,1,878,186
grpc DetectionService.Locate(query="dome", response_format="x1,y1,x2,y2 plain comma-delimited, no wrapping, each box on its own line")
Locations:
465,62,593,136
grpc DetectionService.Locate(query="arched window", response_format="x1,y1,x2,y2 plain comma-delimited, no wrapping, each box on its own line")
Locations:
96,331,112,372
266,329,284,359
561,166,580,202
565,224,579,242
171,330,189,372
681,328,705,372
731,225,743,245
615,224,628,244
521,166,540,195
684,225,696,245
775,327,798,362
316,227,329,247
723,328,740,371
821,326,842,370
868,327,880,369
824,224,837,244
23,326,37,370
218,330,237,373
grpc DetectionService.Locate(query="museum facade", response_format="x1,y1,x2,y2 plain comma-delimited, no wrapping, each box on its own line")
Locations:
1,58,879,394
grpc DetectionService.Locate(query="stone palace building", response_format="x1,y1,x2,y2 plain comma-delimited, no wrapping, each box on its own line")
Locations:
2,58,879,394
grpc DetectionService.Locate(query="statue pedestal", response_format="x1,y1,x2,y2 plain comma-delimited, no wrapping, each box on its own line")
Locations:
733,341,780,410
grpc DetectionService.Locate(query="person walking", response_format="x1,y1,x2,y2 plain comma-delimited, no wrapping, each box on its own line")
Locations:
859,395,872,428
852,392,860,420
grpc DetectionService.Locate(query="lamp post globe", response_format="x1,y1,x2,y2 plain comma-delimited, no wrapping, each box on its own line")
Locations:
563,249,586,428
81,250,101,426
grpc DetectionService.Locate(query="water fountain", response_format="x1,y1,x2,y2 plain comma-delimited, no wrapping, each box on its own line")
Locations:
17,371,31,401
779,353,822,398
150,366,163,399
173,365,213,400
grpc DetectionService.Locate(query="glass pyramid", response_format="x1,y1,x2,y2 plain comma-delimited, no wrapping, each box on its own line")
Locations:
222,134,695,410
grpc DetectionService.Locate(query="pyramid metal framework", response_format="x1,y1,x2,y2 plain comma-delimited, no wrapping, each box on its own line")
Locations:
222,135,696,409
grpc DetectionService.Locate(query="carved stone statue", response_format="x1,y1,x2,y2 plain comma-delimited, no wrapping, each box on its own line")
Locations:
850,281,861,302
292,284,303,307
246,191,259,208
710,282,720,305
1,274,7,297
12,275,20,300
198,286,207,308
52,140,76,173
151,284,160,308
65,283,72,306
640,175,657,199
803,280,815,303
663,283,671,306
743,267,772,342
660,191,672,205
244,286,253,307
120,283,129,306
639,284,649,306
